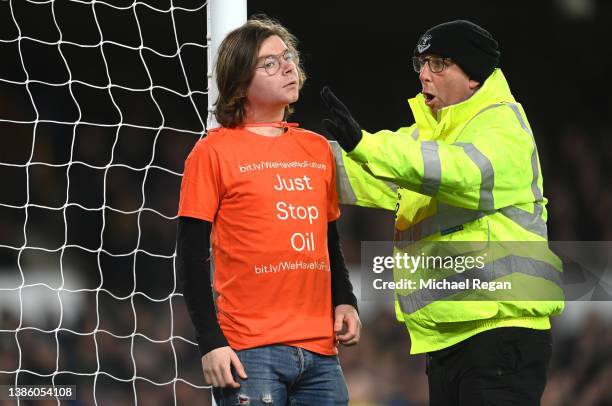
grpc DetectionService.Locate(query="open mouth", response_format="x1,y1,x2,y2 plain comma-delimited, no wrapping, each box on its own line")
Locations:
423,92,436,106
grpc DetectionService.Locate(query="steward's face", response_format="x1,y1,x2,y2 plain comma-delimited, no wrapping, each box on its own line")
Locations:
416,54,479,114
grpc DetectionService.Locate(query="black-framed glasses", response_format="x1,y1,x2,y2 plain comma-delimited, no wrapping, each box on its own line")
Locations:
412,55,452,74
255,49,296,76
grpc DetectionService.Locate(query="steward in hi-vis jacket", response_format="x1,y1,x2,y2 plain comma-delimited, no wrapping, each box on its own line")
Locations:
322,19,564,406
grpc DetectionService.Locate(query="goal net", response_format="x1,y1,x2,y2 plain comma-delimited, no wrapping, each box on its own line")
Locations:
0,0,216,404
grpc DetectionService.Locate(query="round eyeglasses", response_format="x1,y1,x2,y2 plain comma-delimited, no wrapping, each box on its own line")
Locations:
412,56,452,74
255,49,296,76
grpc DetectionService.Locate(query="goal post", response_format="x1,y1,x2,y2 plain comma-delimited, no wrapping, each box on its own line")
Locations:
207,0,247,129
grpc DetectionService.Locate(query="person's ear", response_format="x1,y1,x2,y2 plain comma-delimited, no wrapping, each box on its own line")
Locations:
468,79,480,90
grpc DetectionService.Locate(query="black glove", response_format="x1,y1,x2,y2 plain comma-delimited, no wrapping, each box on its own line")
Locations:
320,86,363,152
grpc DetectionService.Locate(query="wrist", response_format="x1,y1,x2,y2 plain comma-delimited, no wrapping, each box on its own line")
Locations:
346,132,368,163
333,295,359,314
197,329,229,357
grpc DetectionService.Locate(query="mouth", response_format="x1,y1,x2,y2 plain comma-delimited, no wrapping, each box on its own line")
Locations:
284,81,298,88
423,92,436,106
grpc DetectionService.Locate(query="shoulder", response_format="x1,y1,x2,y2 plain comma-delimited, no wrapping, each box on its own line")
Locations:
459,103,530,143
291,127,327,140
190,127,238,154
463,103,534,153
472,102,527,126
206,127,241,145
291,128,332,149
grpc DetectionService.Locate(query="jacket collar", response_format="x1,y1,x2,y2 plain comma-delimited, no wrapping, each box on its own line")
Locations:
407,69,516,141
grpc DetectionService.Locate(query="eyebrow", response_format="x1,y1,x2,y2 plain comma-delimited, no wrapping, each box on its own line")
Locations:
257,48,289,59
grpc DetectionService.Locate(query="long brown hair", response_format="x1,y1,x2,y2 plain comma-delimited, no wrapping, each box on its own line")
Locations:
214,15,306,128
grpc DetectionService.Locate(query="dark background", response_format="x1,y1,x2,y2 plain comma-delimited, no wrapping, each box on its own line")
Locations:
1,1,611,405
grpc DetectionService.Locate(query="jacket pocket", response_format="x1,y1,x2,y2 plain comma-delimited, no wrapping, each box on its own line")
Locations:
423,300,499,323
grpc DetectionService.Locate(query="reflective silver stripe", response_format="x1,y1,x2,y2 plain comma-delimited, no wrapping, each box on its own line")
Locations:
397,254,562,314
436,201,493,233
420,141,441,196
396,203,492,243
506,103,532,136
397,203,547,242
385,181,399,194
499,203,547,239
330,141,358,205
506,103,543,202
454,142,494,211
411,127,419,140
477,103,505,116
530,149,543,201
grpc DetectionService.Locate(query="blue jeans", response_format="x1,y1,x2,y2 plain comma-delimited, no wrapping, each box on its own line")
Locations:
212,345,349,406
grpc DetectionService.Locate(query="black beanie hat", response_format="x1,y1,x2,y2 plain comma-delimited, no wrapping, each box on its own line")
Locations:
414,20,500,83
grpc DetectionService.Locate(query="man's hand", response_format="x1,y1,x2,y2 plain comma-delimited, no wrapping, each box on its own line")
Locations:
201,346,247,388
320,87,363,152
334,304,361,346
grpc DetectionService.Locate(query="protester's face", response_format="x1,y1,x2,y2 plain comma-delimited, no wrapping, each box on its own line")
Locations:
246,35,299,111
418,54,479,114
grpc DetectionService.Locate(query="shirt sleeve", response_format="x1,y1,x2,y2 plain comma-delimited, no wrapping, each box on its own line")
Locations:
328,221,358,311
177,138,224,221
176,216,229,356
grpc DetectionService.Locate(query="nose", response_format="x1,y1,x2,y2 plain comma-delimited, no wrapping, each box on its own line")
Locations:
419,63,432,82
282,58,295,75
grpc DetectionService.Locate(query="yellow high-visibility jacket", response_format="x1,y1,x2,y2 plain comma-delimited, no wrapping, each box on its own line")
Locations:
334,69,564,354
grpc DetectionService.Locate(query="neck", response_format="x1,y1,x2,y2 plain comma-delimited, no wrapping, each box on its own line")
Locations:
244,104,286,136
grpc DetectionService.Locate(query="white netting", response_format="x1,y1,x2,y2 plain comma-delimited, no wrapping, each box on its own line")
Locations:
0,0,211,404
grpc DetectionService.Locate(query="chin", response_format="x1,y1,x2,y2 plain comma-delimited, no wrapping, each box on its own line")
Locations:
287,88,299,100
282,93,299,105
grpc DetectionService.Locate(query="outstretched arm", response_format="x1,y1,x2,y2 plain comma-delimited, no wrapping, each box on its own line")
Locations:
322,87,537,211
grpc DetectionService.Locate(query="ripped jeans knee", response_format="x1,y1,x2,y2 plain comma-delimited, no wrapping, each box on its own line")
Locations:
213,388,276,406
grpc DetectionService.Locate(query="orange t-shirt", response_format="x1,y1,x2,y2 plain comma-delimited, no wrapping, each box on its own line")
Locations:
178,126,340,355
